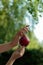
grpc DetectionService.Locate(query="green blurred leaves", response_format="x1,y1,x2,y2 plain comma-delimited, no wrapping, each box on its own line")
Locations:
0,0,43,43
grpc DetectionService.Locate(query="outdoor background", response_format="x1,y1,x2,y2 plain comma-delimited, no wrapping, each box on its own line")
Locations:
0,0,43,65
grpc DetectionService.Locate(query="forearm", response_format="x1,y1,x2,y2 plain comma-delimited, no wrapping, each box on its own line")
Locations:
0,42,12,53
0,33,20,53
6,55,16,65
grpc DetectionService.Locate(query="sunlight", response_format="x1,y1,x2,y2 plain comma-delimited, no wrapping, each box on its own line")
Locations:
26,13,43,42
34,16,43,42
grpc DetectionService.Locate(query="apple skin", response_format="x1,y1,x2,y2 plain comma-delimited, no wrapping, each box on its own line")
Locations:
19,35,30,46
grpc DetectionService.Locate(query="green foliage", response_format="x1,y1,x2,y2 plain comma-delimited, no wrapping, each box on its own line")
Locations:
0,0,43,65
0,0,43,43
27,0,43,20
27,32,40,50
0,32,43,65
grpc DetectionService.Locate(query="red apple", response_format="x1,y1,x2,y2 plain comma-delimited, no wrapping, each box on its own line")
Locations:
19,35,30,46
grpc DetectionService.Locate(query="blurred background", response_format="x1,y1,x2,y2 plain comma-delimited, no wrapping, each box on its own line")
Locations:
0,0,43,65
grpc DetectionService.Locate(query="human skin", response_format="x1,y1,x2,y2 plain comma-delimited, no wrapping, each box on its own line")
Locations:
0,25,29,53
6,46,25,65
0,25,29,65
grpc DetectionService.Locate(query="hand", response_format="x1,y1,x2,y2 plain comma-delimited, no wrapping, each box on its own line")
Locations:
11,46,25,60
18,25,29,37
6,46,25,65
11,25,29,47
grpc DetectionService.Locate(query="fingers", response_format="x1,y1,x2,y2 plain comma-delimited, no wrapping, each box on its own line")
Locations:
23,25,29,32
18,25,29,37
24,25,29,28
23,27,28,33
21,25,29,35
16,46,25,53
20,47,25,56
17,46,25,57
12,46,25,59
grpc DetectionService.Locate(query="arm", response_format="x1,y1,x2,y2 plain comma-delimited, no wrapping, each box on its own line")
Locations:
0,33,20,53
6,25,29,65
0,25,29,53
6,46,25,65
